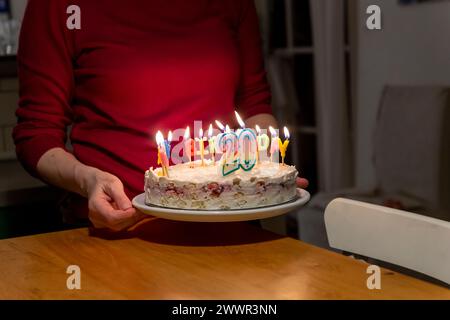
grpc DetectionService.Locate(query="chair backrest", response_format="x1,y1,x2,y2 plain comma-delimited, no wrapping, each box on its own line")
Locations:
324,198,450,284
374,86,450,210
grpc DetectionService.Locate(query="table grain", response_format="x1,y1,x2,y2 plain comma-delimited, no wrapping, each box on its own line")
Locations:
0,218,448,299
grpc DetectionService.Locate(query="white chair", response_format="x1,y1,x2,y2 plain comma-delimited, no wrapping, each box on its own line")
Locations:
324,198,450,285
298,85,450,249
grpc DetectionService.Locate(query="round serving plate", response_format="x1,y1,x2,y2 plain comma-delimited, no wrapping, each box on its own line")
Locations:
132,188,310,222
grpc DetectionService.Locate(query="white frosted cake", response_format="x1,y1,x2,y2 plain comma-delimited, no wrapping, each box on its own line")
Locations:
145,161,298,210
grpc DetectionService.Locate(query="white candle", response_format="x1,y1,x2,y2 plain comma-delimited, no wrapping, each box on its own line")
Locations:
269,126,280,163
255,124,270,164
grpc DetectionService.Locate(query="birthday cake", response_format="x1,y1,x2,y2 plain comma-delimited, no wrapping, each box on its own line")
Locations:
145,161,298,210
145,111,298,210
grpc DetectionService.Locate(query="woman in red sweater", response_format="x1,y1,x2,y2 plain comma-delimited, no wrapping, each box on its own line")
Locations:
13,0,307,230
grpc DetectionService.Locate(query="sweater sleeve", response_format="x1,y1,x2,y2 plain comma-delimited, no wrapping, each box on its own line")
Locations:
235,0,273,119
13,0,75,178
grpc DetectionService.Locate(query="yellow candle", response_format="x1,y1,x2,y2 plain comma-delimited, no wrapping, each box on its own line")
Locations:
195,128,206,166
278,126,290,165
208,124,216,165
157,150,163,176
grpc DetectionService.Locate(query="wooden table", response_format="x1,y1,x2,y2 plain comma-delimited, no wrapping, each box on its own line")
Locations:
0,219,448,300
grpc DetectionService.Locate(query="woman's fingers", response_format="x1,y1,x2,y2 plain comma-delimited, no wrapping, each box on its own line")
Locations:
88,183,143,231
104,179,132,210
101,208,142,231
296,177,309,189
89,197,142,231
84,170,144,231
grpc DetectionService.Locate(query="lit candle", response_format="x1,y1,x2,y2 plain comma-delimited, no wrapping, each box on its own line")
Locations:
234,110,245,136
213,120,230,161
215,120,226,132
255,125,270,164
217,131,239,176
269,126,280,163
208,124,216,165
235,111,245,128
214,120,226,157
235,111,256,171
184,126,194,168
195,128,206,166
164,130,172,162
278,127,290,165
156,131,169,177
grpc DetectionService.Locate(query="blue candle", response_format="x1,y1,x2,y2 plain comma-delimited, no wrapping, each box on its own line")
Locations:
164,131,172,161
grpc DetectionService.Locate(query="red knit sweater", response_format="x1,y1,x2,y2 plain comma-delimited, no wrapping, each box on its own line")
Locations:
13,0,272,198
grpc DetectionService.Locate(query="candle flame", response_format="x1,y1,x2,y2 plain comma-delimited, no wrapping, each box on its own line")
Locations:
255,124,261,135
283,126,290,140
269,126,277,137
235,111,245,128
199,128,203,139
156,131,164,146
184,126,190,139
225,125,231,133
208,124,213,138
168,131,173,142
215,120,225,131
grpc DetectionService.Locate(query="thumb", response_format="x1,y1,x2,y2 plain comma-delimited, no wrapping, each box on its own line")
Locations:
296,177,309,189
105,180,132,210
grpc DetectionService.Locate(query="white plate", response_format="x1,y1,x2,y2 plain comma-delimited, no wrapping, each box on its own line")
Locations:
132,188,310,222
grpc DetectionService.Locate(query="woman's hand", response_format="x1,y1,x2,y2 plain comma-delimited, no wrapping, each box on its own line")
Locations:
37,148,144,231
79,167,145,231
296,177,309,189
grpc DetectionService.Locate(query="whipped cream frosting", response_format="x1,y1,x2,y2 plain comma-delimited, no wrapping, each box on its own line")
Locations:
145,161,298,210
147,160,297,185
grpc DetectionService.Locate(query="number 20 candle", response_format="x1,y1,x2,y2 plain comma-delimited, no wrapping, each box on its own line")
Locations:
235,111,256,171
217,131,239,176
